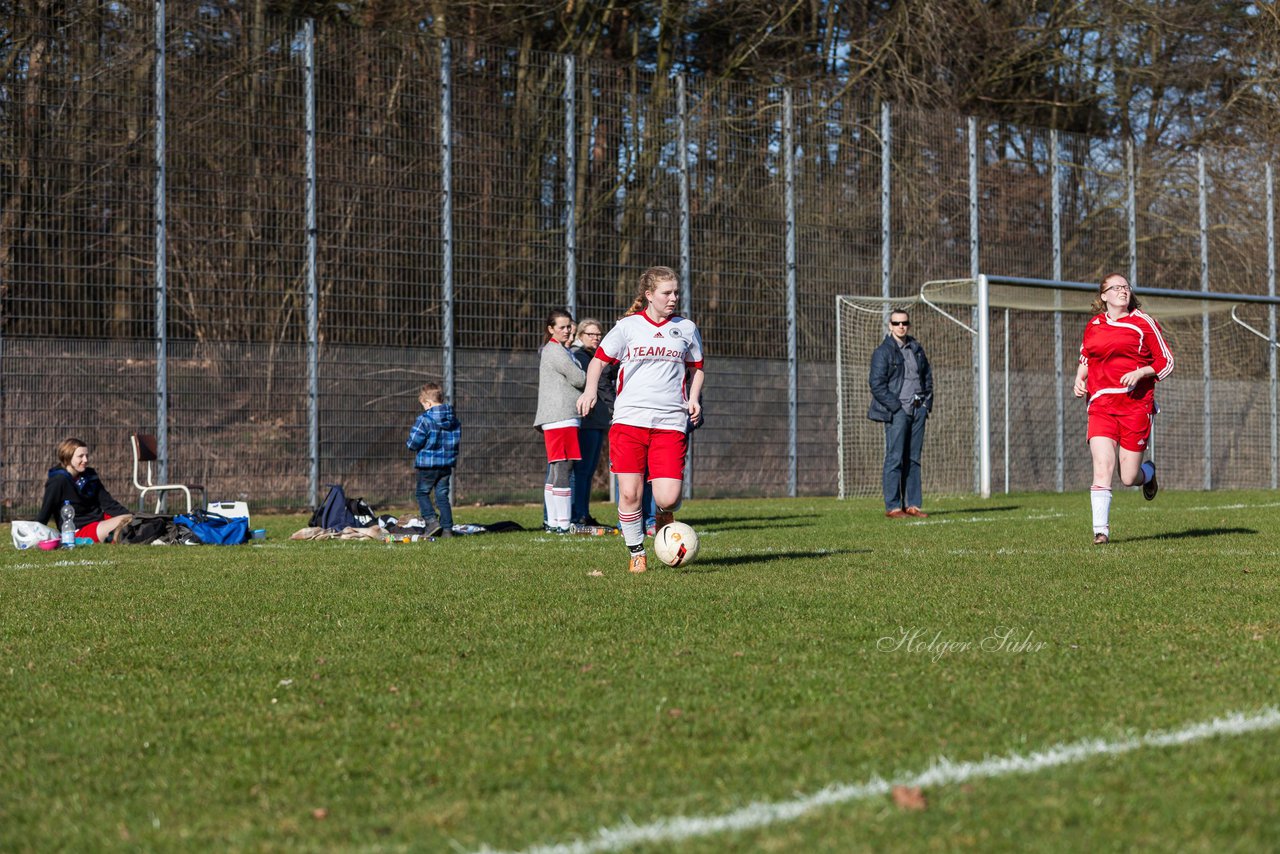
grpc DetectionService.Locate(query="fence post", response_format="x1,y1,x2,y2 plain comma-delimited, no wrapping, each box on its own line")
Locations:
969,116,981,493
1199,150,1212,489
564,55,576,314
1268,161,1277,489
304,18,319,508
677,74,693,500
881,102,891,307
440,40,454,405
977,274,991,499
1051,130,1064,492
784,89,798,498
154,0,169,482
1127,140,1138,287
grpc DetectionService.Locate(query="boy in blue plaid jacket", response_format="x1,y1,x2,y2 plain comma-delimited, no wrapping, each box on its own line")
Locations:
406,382,461,538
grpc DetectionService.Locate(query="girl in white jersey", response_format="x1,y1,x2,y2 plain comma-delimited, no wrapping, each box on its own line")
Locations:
576,266,704,573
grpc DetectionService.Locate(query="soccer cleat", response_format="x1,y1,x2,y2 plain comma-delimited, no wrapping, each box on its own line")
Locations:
654,509,674,531
628,551,647,573
904,506,929,518
1093,532,1109,545
885,508,908,519
1141,462,1158,501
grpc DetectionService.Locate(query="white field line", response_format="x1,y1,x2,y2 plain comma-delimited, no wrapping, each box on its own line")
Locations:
477,707,1280,854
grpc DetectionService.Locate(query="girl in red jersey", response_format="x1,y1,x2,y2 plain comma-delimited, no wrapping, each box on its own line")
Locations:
576,266,704,573
1073,273,1173,544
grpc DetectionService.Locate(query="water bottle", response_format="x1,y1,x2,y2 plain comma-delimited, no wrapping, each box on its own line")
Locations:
60,500,76,549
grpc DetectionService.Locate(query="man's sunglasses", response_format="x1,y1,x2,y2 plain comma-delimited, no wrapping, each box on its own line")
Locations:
890,320,911,327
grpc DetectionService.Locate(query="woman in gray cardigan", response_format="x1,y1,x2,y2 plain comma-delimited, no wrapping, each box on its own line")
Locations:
535,308,586,532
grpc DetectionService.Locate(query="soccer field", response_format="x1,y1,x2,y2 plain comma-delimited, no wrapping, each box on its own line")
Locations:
3,491,1278,851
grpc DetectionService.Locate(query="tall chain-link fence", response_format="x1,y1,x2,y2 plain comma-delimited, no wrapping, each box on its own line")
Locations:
2,4,1276,516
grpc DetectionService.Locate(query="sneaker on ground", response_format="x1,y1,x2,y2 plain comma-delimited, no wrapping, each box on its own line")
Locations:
628,551,647,573
1141,462,1158,501
425,523,444,538
1093,532,1109,545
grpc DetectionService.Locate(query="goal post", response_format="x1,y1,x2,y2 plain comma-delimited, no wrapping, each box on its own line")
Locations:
836,275,1280,499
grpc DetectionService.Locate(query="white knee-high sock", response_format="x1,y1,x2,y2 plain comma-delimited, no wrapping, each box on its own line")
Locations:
544,484,556,528
618,509,644,550
1090,486,1112,535
552,488,572,529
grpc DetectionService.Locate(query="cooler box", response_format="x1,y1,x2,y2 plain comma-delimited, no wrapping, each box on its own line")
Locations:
207,501,250,524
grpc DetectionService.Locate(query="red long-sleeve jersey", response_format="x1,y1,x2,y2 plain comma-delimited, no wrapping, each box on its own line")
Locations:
1079,309,1173,414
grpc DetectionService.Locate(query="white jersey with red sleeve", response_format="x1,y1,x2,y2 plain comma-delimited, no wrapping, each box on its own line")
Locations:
594,313,704,432
1079,309,1173,414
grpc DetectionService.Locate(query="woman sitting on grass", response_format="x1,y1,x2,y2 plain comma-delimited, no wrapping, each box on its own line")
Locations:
37,437,133,543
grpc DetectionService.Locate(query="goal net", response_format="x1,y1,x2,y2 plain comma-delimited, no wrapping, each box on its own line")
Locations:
836,277,1280,498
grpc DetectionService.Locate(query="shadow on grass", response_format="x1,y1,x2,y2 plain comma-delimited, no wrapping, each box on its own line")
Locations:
1121,527,1257,543
678,548,871,573
925,505,1021,516
685,513,816,527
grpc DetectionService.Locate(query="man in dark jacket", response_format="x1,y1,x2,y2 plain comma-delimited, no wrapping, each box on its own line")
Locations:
868,309,934,518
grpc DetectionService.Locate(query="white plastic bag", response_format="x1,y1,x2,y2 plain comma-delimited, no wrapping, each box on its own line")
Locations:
12,520,58,549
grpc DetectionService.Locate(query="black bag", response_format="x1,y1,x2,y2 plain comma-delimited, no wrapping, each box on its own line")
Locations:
309,484,357,531
117,513,180,545
347,496,377,528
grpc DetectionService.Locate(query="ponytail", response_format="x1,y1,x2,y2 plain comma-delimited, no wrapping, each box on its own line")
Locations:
626,265,678,316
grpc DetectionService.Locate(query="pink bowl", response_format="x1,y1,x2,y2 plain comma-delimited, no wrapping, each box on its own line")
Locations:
38,539,60,551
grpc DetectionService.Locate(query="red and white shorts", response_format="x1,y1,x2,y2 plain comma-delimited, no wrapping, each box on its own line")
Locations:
543,426,581,463
76,514,115,543
1087,409,1152,453
609,424,688,480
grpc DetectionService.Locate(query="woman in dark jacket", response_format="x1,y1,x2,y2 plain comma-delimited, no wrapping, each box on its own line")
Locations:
37,437,132,542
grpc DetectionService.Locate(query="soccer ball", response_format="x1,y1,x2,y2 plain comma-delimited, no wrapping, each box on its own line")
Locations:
653,521,700,567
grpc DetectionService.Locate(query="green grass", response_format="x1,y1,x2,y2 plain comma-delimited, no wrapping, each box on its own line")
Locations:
2,490,1278,852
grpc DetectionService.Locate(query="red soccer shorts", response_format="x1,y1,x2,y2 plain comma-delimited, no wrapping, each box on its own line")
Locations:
543,426,582,463
609,424,688,480
76,514,114,543
1087,409,1152,453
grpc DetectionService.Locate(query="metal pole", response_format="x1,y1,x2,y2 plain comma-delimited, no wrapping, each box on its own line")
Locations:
678,74,693,500
1268,162,1277,490
881,102,891,306
441,41,454,404
1199,150,1211,489
154,0,169,483
678,74,692,318
1004,309,1010,493
836,296,846,499
784,89,798,498
304,18,319,507
978,274,991,498
564,55,576,314
1127,140,1138,288
1051,129,1064,492
969,116,981,493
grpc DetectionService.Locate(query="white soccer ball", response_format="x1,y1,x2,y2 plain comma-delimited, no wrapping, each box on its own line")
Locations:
653,521,700,567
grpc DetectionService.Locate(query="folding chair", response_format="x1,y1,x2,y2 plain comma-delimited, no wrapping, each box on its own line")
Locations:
130,433,206,513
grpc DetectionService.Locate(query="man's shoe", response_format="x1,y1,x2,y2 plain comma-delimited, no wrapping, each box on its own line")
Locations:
904,506,928,518
1142,462,1158,501
885,508,908,518
654,509,674,531
573,515,602,527
628,552,647,574
425,523,444,538
1093,532,1109,545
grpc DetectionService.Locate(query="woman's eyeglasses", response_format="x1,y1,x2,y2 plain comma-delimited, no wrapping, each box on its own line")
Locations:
1103,284,1131,293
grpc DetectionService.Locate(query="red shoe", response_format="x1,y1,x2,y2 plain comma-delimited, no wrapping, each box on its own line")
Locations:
904,507,928,518
885,508,908,519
